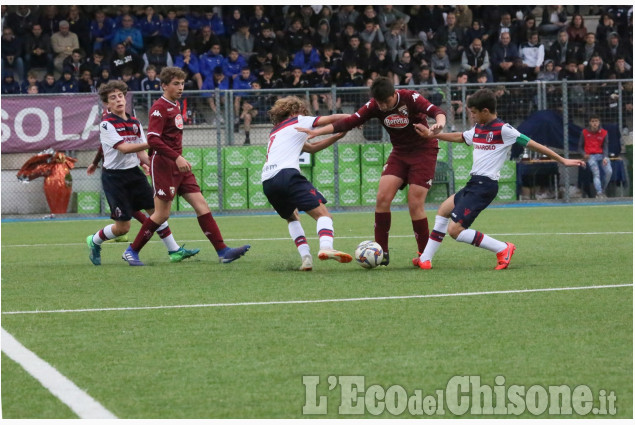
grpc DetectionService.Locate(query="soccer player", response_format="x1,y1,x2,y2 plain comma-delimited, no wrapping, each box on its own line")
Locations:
263,96,351,270
123,67,250,266
86,80,199,265
412,89,585,270
296,76,446,266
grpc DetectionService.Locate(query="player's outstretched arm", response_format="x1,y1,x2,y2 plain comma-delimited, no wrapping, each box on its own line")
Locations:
302,132,347,154
526,140,586,168
413,123,464,143
315,114,350,126
296,123,335,140
428,113,447,134
116,142,150,154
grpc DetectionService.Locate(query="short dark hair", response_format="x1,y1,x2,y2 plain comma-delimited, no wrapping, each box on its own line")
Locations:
467,89,497,113
589,114,601,122
370,76,395,102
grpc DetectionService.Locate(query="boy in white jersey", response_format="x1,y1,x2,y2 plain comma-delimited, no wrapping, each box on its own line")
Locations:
86,80,199,265
412,89,585,270
262,96,351,270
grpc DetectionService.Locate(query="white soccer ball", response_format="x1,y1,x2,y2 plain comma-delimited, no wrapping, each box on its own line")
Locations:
354,240,384,269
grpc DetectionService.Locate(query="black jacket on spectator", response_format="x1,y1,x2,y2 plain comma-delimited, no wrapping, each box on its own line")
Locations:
548,41,579,68
285,30,306,57
418,6,444,35
6,7,37,37
25,32,51,69
167,31,197,59
368,51,393,77
1,32,23,59
110,50,144,78
254,35,279,57
341,46,368,71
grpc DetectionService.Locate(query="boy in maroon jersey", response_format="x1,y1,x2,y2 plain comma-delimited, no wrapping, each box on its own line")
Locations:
123,67,250,266
296,77,446,266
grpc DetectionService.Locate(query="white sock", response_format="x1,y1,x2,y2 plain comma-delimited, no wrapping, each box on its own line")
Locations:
93,224,116,245
316,216,334,250
456,229,507,253
288,220,311,257
158,221,180,252
420,215,449,262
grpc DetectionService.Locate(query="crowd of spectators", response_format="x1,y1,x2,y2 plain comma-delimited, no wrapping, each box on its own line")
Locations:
1,5,632,126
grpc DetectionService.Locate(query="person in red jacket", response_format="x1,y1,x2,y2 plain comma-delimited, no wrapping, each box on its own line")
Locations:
579,115,612,198
297,76,446,266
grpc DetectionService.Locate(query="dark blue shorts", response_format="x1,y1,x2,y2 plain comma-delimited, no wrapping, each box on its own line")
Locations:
101,167,154,221
262,168,327,219
450,175,498,229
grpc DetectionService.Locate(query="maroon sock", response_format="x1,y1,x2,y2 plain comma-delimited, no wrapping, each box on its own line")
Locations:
157,225,172,239
130,217,161,252
132,210,148,224
197,212,227,251
412,218,430,253
374,212,391,252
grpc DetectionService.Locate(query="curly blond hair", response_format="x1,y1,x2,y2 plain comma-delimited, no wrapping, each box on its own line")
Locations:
268,96,310,126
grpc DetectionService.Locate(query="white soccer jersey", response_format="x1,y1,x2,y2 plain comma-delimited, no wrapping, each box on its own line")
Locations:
99,114,147,170
261,115,320,182
462,119,522,180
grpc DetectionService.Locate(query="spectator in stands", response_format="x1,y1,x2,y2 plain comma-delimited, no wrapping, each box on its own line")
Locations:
201,66,229,125
464,20,488,49
299,5,317,33
566,13,587,46
174,46,203,90
408,40,429,69
336,22,358,54
193,26,219,57
231,21,255,59
222,48,247,82
359,19,385,50
454,5,473,32
613,56,633,79
285,18,308,57
537,59,558,81
505,57,531,83
26,83,39,94
413,65,437,86
342,33,369,71
291,39,321,74
1,70,20,94
55,67,79,93
20,70,40,94
113,6,135,28
336,61,364,111
233,66,257,132
391,51,416,86
321,43,342,78
284,65,309,89
578,32,600,70
6,5,36,38
490,31,519,81
239,80,268,145
434,12,464,63
519,30,544,79
335,5,360,34
596,13,617,46
355,6,377,32
489,12,513,46
254,24,279,59
183,8,202,33
461,38,492,82
168,18,196,59
24,24,52,74
225,7,246,37
274,51,293,81
2,26,24,82
558,59,583,80
62,48,86,80
416,5,444,49
78,69,95,93
142,43,173,74
249,6,270,38
40,72,58,93
430,45,450,83
141,64,161,91
138,6,161,49
90,10,115,55
39,5,62,36
583,53,610,80
112,14,143,54
66,5,90,55
514,14,537,45
368,43,393,80
160,9,179,42
313,18,333,51
120,67,140,92
548,29,578,73
51,20,80,76
384,20,407,62
258,64,283,89
199,43,224,81
307,61,334,113
579,115,612,198
539,5,567,36
247,50,268,77
603,32,632,67
110,43,144,79
606,5,630,38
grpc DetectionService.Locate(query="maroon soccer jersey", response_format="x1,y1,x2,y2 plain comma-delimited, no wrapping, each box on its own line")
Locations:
332,89,446,154
146,96,184,160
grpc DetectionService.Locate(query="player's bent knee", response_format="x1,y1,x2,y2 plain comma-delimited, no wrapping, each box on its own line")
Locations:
447,222,463,239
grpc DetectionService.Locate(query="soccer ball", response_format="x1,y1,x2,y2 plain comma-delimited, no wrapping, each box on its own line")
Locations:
354,240,384,269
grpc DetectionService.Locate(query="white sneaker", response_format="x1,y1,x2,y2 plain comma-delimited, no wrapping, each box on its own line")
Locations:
318,249,353,263
300,255,313,271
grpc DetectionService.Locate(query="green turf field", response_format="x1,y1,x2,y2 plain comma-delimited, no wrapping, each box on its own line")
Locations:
1,204,632,418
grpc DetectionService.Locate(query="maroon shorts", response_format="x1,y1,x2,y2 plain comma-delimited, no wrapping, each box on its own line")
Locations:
382,147,438,189
150,154,201,201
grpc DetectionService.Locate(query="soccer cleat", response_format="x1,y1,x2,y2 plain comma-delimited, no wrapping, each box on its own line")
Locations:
417,259,432,270
299,255,313,271
412,252,422,267
86,235,101,266
168,244,201,263
218,245,251,263
122,245,145,266
495,242,516,270
379,251,390,266
318,249,353,263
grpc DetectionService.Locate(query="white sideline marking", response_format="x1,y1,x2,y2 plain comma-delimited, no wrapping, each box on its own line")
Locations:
2,231,632,248
3,284,631,316
1,328,117,419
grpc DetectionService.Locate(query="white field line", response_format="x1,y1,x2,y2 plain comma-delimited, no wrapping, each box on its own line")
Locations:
2,284,631,316
1,328,117,419
2,231,632,248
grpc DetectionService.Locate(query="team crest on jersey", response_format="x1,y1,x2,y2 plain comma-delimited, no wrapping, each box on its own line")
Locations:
170,187,175,196
384,114,409,128
175,114,184,129
398,105,408,116
132,123,139,134
486,131,494,143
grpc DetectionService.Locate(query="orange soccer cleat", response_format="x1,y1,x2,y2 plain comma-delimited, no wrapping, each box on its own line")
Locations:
495,243,516,270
